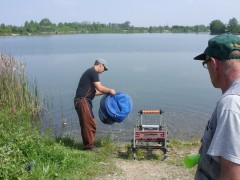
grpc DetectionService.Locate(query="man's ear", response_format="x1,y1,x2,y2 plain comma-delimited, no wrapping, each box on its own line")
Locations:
210,57,218,72
210,57,222,88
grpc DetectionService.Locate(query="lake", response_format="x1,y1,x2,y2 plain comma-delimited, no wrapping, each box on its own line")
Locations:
0,33,221,141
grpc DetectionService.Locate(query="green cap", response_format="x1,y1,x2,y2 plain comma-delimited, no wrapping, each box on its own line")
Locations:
194,33,240,60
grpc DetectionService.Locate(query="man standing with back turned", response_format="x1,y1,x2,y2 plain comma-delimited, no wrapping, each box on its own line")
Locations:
194,33,240,179
74,58,116,151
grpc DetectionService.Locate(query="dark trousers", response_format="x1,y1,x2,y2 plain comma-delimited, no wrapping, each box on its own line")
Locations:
75,98,96,149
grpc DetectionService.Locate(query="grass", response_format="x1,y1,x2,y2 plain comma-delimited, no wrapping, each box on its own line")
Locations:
0,107,118,179
165,138,200,175
116,138,200,162
0,53,40,115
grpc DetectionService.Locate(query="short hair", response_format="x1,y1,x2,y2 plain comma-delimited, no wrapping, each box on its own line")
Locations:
221,50,240,74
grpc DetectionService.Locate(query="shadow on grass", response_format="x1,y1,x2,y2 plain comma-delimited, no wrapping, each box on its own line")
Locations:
55,136,105,151
116,144,166,161
55,136,84,150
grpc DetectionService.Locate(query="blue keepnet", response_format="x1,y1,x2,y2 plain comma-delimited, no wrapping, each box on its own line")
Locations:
99,92,133,124
99,95,115,125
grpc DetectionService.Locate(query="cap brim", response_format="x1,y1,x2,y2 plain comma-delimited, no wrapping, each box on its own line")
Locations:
194,53,206,60
104,65,108,71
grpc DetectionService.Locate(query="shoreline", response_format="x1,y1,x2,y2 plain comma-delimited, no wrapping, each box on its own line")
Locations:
0,31,212,37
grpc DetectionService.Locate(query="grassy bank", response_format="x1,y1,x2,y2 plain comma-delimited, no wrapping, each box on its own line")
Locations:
0,108,117,179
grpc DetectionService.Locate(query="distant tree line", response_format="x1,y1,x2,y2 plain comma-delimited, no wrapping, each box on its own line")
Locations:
210,18,240,34
0,17,239,36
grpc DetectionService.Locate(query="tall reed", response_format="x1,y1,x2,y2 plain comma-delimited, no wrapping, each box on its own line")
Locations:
0,52,40,116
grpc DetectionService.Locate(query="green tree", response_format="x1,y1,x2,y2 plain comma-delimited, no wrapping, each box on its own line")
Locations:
39,18,53,32
172,25,189,33
209,20,226,34
11,26,19,34
122,21,131,30
0,24,4,35
227,17,238,33
194,25,209,32
25,20,38,33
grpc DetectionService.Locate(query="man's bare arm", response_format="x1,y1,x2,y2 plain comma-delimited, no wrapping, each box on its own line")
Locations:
94,82,116,95
220,157,240,180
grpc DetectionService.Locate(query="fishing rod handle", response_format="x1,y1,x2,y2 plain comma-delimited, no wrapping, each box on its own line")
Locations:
139,109,163,114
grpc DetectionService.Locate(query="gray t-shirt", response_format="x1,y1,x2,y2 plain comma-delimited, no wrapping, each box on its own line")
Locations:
207,79,240,164
195,79,240,180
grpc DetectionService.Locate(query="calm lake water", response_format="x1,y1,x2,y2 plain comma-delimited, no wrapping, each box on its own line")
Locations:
0,33,221,141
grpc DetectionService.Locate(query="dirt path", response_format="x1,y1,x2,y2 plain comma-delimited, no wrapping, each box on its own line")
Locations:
96,158,196,180
94,145,198,180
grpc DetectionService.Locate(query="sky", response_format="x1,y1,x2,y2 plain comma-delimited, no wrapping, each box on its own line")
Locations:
0,0,240,27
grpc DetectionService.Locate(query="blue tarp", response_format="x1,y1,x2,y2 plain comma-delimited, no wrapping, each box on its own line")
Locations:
99,92,133,125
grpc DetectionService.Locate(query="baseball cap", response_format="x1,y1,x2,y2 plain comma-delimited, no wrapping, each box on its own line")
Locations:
194,33,240,61
95,58,108,71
